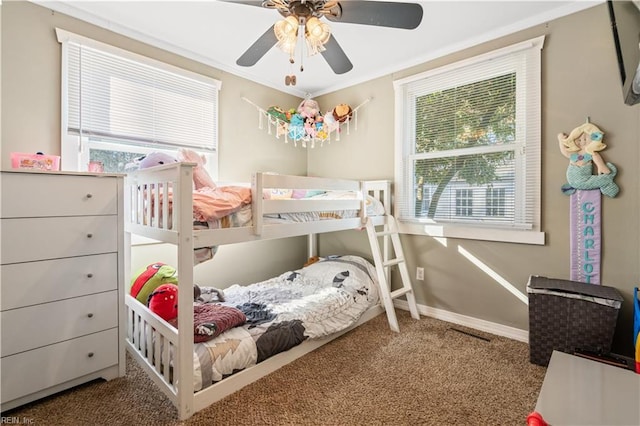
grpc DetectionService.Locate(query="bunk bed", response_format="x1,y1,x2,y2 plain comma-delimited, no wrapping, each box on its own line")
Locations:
123,162,404,420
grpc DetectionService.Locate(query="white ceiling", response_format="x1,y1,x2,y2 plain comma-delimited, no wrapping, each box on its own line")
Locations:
39,1,602,97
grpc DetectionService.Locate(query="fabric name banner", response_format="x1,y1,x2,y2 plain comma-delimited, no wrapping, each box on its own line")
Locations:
570,189,601,284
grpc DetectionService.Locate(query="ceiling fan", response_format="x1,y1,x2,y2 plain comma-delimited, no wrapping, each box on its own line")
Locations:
225,1,423,75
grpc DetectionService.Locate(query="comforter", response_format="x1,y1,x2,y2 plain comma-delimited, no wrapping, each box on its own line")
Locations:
189,255,380,391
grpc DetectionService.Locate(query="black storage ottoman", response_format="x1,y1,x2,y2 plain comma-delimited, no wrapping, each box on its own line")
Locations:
527,276,623,366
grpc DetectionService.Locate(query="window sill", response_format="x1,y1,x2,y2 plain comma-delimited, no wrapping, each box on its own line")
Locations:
397,221,545,245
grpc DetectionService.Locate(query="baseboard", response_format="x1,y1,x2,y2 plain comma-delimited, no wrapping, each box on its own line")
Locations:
394,300,529,343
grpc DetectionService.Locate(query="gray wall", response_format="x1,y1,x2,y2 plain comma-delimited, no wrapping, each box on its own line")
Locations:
312,4,640,355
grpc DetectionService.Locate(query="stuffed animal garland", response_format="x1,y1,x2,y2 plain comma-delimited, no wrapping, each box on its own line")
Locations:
266,98,352,143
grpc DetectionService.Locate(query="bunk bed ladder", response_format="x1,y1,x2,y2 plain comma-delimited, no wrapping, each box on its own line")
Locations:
366,215,420,332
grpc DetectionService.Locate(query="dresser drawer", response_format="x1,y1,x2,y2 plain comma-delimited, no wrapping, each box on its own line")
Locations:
1,173,118,218
1,291,118,357
0,328,119,404
1,215,118,264
1,253,118,310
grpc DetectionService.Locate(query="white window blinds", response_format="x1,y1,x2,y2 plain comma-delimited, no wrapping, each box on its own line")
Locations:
394,36,544,242
59,29,220,151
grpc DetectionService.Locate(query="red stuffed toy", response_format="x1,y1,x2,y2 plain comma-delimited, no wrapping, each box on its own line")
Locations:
147,283,179,321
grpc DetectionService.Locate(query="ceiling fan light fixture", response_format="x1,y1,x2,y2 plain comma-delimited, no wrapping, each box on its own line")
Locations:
305,36,326,57
306,17,331,44
274,15,299,54
276,35,297,55
305,17,331,56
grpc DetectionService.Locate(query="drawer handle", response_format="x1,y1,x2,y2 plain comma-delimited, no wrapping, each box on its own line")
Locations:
88,352,94,358
87,273,94,278
87,233,93,238
86,193,93,198
87,313,94,318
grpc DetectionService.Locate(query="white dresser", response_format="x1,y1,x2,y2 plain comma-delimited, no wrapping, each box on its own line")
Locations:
0,170,127,411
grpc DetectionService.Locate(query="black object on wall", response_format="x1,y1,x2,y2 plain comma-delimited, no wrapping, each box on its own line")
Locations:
607,0,640,106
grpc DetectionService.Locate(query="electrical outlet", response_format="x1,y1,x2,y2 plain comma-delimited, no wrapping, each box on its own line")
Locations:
416,267,424,281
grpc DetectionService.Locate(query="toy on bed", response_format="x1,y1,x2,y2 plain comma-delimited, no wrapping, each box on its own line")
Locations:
126,149,216,192
139,152,178,169
177,148,217,190
194,284,225,303
148,284,245,342
135,262,243,341
130,262,179,304
148,283,179,321
125,152,178,171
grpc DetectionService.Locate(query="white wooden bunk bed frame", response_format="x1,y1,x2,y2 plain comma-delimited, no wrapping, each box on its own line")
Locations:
123,162,418,420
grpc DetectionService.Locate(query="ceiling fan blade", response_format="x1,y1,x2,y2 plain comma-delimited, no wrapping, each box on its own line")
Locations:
236,24,278,67
321,35,353,75
218,1,265,7
326,1,423,29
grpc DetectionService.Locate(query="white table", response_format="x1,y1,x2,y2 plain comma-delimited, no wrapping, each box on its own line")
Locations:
535,350,640,425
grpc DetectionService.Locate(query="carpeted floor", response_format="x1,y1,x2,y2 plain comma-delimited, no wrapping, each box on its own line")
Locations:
3,310,547,425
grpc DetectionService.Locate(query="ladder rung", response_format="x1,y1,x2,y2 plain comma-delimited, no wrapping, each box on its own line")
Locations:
383,258,404,267
375,230,395,237
390,287,412,299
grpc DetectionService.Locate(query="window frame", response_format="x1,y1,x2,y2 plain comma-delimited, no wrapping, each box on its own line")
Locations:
393,36,545,245
56,28,220,178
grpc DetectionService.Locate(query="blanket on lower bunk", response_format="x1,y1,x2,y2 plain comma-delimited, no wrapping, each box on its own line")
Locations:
179,255,380,391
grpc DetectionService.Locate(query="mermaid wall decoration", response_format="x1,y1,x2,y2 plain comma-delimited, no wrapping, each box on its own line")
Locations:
557,121,619,198
558,119,620,285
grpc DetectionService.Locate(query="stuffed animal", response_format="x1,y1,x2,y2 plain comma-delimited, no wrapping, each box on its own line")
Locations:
297,98,320,119
304,116,317,138
323,111,339,133
147,283,179,321
130,262,179,304
266,105,288,122
138,152,178,169
195,285,226,303
332,104,353,123
177,148,217,190
288,113,305,141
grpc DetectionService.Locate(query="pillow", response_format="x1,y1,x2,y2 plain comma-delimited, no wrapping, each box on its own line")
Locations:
365,195,387,216
263,188,293,200
169,303,246,343
291,189,326,199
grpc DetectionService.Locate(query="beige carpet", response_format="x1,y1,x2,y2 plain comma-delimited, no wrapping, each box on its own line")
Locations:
4,310,547,425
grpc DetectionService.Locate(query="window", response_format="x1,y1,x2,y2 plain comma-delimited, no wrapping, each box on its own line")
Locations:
56,29,221,176
393,36,545,244
455,189,474,217
486,187,506,217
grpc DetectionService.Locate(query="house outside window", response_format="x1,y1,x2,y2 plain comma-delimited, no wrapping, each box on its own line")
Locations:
455,189,474,217
57,29,220,176
486,187,506,217
393,36,545,244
